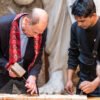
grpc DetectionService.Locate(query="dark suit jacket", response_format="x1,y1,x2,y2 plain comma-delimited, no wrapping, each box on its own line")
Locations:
0,14,47,77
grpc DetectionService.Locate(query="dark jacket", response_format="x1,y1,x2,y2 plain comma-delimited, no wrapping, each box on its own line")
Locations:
0,14,47,77
68,18,100,97
68,19,100,70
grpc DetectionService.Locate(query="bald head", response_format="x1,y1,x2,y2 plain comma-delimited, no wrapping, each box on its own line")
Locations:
30,8,48,25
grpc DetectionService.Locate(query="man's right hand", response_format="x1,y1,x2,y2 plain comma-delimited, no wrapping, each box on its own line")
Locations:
25,75,37,95
8,65,17,78
65,80,74,94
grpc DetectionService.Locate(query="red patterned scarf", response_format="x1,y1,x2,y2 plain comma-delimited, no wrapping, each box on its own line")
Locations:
6,13,42,72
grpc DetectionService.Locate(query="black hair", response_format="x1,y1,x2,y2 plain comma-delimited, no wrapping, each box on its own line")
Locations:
71,0,96,17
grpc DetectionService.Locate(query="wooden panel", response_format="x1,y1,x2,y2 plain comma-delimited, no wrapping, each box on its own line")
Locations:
88,97,100,100
0,94,87,100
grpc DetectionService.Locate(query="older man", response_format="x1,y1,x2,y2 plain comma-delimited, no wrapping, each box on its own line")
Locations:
0,8,48,95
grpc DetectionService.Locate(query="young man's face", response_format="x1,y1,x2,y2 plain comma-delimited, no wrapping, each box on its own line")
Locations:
75,15,95,29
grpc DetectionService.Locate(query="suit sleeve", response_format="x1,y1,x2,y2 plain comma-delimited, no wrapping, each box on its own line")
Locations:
68,23,80,70
0,46,8,69
29,29,47,76
0,14,15,69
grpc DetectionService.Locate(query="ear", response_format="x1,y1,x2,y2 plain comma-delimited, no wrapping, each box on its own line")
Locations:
24,16,31,24
89,13,96,19
92,13,96,17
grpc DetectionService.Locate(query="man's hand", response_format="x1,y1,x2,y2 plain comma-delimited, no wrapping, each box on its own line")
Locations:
79,77,100,94
8,65,17,78
25,75,37,95
65,80,74,94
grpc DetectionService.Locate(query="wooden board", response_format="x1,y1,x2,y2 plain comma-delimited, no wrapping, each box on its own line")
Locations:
0,94,87,100
88,97,100,100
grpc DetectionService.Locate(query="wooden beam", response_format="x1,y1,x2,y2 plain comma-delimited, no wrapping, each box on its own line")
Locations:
0,94,87,100
88,97,100,100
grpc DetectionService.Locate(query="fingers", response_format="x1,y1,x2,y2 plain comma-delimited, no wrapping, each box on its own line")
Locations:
82,88,90,94
65,87,72,94
80,85,89,94
9,69,17,78
65,80,74,95
30,86,37,95
65,84,74,94
79,81,86,89
8,65,17,78
79,81,94,94
25,81,37,95
26,86,37,95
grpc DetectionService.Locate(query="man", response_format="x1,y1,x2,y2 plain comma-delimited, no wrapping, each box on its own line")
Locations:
0,8,48,95
65,0,100,96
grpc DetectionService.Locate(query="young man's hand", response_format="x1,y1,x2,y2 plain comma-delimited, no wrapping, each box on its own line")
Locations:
79,77,100,94
65,80,74,94
25,75,37,95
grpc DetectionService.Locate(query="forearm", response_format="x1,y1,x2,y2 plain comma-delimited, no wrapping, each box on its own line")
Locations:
96,60,100,77
92,76,100,87
67,68,75,81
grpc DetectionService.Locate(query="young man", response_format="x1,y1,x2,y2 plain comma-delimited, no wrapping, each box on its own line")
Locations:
0,8,48,95
65,0,100,96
